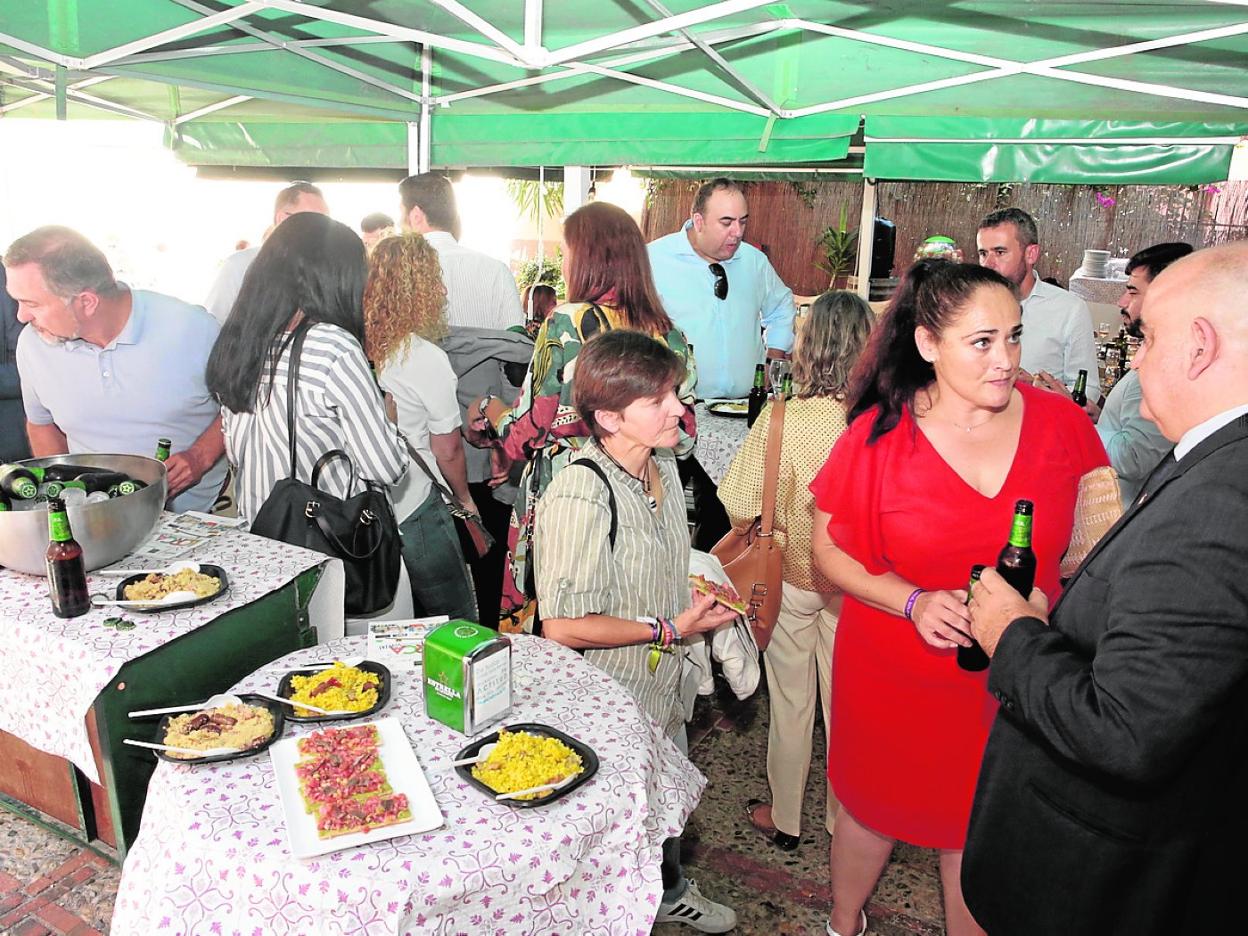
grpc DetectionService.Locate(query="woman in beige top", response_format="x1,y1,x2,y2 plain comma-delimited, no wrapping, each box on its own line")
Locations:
718,291,874,851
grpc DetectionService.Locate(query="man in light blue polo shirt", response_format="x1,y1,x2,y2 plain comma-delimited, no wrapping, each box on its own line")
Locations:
5,226,226,513
647,178,795,400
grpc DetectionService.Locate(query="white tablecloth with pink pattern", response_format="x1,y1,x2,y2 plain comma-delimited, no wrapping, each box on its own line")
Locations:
111,634,707,936
0,517,332,784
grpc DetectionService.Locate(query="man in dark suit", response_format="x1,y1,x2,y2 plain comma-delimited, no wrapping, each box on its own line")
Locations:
962,241,1248,935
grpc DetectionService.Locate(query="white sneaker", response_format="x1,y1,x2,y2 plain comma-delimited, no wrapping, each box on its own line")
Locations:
655,878,737,932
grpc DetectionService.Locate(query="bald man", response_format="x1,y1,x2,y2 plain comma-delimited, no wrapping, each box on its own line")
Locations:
961,242,1248,935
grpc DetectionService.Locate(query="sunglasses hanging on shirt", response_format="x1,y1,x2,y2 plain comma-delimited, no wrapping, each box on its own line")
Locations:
709,262,729,300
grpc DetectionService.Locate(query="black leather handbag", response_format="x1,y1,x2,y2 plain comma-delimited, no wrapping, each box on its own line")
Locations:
249,325,401,615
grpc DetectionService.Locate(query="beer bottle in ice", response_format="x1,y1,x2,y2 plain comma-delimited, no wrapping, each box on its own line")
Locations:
957,564,990,672
997,499,1036,598
46,497,90,618
1071,369,1088,408
746,364,767,427
0,464,39,500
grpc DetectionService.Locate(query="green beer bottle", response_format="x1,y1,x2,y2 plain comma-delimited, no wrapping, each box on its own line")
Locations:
1071,369,1088,408
781,373,793,400
746,364,767,427
957,565,990,672
0,464,39,500
155,438,172,462
46,497,90,618
997,500,1037,598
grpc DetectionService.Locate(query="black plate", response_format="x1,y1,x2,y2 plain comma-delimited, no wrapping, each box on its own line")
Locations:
152,693,285,765
455,722,599,808
275,660,391,723
112,564,230,613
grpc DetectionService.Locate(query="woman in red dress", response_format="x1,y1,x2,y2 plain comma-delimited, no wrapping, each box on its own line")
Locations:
810,261,1108,936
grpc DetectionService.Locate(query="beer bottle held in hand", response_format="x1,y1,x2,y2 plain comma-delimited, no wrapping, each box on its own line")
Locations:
155,438,172,462
746,364,767,427
957,564,990,672
1071,369,1088,408
46,497,90,618
997,499,1037,598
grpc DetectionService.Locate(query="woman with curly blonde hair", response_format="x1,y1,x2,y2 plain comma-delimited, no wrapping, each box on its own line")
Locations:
364,233,477,622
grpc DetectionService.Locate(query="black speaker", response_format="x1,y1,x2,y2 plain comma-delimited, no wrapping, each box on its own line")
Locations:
871,218,896,279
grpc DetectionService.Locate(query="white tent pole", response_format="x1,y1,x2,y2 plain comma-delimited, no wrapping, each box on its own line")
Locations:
173,94,253,125
564,166,591,213
525,0,543,50
0,75,112,114
430,0,528,61
544,0,774,67
638,0,782,115
419,46,432,173
80,2,266,70
0,32,78,68
855,179,876,300
574,62,770,116
407,122,420,176
537,166,545,263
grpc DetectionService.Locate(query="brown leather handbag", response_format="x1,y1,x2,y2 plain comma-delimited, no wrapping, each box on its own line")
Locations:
711,394,786,650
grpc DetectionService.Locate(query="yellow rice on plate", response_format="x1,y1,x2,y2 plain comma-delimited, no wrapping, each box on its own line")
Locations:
124,569,221,601
287,662,380,715
162,703,275,759
471,730,584,800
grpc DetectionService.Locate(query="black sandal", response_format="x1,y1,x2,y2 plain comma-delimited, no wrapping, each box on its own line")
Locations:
745,798,800,851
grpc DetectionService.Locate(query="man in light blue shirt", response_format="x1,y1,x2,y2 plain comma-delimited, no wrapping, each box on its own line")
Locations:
6,226,226,513
1097,242,1191,507
648,178,795,400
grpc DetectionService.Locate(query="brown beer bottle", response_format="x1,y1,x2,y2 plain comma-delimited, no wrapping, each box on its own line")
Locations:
46,497,90,618
997,499,1037,598
957,565,990,672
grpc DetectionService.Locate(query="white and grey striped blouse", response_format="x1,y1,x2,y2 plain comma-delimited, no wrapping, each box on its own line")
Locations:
534,443,691,740
222,323,408,523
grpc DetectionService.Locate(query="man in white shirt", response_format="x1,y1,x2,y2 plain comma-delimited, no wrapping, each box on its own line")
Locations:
204,181,329,324
398,173,522,331
976,207,1099,407
399,173,524,623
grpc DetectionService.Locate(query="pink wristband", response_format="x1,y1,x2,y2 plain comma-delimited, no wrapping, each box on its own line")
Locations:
903,588,925,621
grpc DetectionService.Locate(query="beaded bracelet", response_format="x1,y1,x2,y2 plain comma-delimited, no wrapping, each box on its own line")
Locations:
903,588,925,621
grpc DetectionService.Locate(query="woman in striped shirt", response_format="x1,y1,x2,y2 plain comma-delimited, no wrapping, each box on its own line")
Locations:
206,213,406,527
534,330,737,934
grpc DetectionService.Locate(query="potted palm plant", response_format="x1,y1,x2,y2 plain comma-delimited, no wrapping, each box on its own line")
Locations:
817,206,859,289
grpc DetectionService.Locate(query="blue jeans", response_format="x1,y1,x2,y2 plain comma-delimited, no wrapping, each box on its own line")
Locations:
398,489,478,623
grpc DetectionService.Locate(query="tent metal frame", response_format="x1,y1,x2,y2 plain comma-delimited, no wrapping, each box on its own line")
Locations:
2,2,1247,130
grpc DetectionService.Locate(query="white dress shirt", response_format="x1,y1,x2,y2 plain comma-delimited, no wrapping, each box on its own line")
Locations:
1020,278,1099,401
424,231,522,331
1175,403,1248,461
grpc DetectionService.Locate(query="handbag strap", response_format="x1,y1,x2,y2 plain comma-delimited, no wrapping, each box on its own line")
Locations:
282,323,312,481
311,449,360,491
759,394,786,536
400,431,464,511
569,458,617,550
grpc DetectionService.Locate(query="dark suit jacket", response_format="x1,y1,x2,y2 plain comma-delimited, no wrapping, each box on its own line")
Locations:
963,414,1248,935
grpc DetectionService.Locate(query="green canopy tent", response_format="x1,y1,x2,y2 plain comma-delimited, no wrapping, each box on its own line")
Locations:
1,1,1245,179
2,2,1246,286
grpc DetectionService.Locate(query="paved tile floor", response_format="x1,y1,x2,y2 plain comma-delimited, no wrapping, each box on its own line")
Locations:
0,672,946,935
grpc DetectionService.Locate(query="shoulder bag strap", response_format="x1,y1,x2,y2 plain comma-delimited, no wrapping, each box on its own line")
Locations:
400,431,461,509
570,459,618,550
283,324,311,481
759,394,786,536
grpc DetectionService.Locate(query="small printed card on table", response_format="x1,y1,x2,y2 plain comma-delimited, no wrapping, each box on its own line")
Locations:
367,617,447,672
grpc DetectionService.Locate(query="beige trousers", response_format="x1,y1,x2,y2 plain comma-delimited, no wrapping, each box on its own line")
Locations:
765,580,841,837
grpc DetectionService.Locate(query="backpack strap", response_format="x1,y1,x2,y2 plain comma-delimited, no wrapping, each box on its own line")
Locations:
569,458,618,550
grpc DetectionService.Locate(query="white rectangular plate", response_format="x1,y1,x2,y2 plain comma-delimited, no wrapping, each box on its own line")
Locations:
270,716,444,858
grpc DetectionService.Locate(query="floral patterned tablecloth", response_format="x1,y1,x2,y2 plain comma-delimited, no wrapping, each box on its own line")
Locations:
111,635,706,936
0,516,329,784
694,402,750,486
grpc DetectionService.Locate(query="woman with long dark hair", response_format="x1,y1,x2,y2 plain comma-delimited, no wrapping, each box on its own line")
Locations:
206,212,406,526
470,201,697,631
809,261,1113,936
